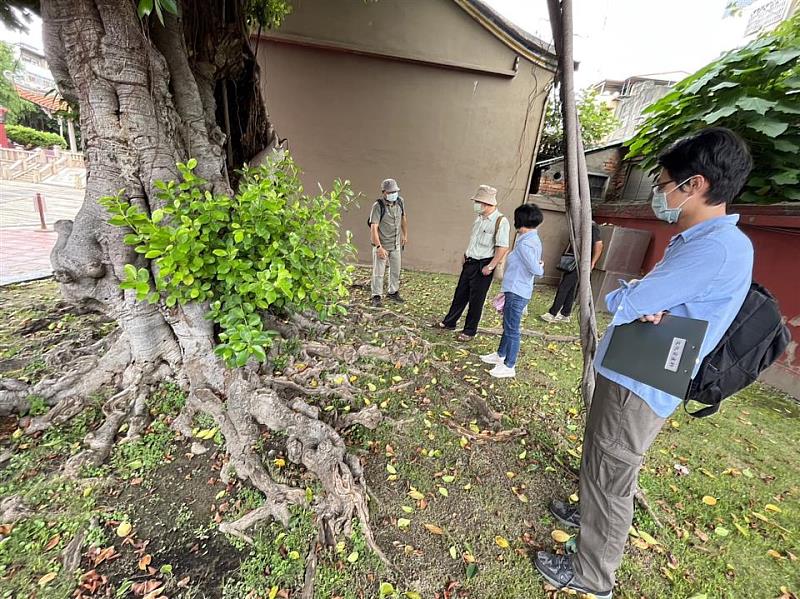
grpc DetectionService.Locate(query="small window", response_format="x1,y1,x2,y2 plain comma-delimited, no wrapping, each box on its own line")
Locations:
588,174,608,201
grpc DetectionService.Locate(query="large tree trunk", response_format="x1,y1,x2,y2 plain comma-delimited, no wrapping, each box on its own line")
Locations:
0,0,384,577
547,0,598,410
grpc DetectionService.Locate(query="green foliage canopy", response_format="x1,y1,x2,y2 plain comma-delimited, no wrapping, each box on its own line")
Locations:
626,15,800,204
538,87,620,161
102,153,355,367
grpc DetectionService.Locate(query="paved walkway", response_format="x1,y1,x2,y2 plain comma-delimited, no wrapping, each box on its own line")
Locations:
0,179,84,286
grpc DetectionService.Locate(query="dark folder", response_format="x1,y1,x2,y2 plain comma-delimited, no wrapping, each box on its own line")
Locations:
601,314,709,398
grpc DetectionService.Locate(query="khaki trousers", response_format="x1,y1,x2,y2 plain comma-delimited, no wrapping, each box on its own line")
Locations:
371,247,401,297
573,374,666,592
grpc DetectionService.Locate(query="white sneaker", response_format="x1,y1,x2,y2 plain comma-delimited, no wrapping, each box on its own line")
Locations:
554,313,571,323
541,312,557,323
489,363,516,378
480,352,505,365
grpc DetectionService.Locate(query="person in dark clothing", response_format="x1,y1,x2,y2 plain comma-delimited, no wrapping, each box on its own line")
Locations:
434,185,510,341
541,222,603,323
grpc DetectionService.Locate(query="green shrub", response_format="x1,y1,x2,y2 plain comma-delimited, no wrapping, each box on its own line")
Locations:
101,152,355,367
6,124,67,149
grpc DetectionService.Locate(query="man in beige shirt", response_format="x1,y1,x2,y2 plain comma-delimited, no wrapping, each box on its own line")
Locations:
369,178,408,307
435,185,510,341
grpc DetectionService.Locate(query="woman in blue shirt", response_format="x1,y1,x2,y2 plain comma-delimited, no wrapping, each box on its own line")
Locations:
481,203,544,378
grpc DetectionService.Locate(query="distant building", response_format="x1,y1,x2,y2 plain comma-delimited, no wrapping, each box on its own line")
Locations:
724,0,797,42
8,43,55,93
590,73,687,143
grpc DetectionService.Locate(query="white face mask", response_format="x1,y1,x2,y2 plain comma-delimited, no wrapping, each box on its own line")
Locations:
473,202,484,214
385,192,398,202
651,177,693,224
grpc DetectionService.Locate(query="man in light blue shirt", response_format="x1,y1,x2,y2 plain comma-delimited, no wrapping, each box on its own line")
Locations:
535,128,755,599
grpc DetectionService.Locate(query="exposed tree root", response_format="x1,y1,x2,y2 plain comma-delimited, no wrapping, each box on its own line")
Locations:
443,419,527,444
634,488,664,529
300,540,320,599
218,505,282,545
0,495,31,523
61,528,86,574
0,331,130,421
336,405,383,430
248,389,388,564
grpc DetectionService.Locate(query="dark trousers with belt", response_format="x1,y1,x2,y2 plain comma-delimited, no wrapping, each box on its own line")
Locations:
442,257,494,336
549,268,579,317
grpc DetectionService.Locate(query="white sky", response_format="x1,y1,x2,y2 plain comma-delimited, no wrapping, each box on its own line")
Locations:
1,2,748,89
484,0,747,87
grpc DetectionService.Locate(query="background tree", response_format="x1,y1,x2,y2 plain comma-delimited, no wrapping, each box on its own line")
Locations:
0,40,36,123
626,14,800,204
0,0,387,576
538,86,619,160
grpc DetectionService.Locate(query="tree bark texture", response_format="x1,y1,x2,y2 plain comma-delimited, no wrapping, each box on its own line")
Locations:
547,0,598,409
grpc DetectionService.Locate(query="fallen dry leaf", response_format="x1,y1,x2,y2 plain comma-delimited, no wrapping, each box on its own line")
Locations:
551,530,571,543
37,572,57,586
138,553,152,571
702,495,718,506
44,534,61,551
424,523,443,535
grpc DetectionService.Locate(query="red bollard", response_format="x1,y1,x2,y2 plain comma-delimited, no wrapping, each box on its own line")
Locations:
33,193,48,230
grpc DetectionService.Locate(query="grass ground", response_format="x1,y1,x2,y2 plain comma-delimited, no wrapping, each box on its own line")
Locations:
1,270,798,599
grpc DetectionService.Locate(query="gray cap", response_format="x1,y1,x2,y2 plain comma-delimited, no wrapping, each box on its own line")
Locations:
381,178,400,193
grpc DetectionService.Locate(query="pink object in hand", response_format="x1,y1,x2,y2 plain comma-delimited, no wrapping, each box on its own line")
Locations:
491,293,505,313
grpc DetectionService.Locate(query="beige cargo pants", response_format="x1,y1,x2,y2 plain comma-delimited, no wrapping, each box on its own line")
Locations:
371,247,401,297
573,374,666,592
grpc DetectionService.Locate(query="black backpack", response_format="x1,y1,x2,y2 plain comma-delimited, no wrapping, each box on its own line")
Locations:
685,282,791,418
367,197,404,228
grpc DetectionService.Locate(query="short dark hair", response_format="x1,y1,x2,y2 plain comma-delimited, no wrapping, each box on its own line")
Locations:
514,203,543,229
657,127,752,205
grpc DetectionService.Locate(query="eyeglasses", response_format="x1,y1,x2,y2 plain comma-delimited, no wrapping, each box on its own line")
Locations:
651,176,695,193
651,179,676,193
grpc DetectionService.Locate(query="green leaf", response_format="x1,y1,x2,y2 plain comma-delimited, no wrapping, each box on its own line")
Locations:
746,119,789,137
736,97,777,116
379,582,395,598
773,139,799,152
212,249,228,257
137,0,154,18
123,264,137,281
186,158,198,170
159,0,179,15
773,102,800,115
772,170,800,185
765,48,800,66
701,105,737,124
466,563,478,579
151,209,165,223
708,81,738,92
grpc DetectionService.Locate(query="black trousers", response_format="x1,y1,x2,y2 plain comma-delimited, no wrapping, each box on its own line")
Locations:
442,257,494,336
549,268,579,317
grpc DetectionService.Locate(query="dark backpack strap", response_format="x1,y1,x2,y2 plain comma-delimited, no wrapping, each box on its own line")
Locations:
493,214,506,245
684,399,722,418
373,199,386,223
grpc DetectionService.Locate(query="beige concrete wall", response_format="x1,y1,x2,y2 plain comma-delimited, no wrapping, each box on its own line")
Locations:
270,0,520,75
257,0,552,273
